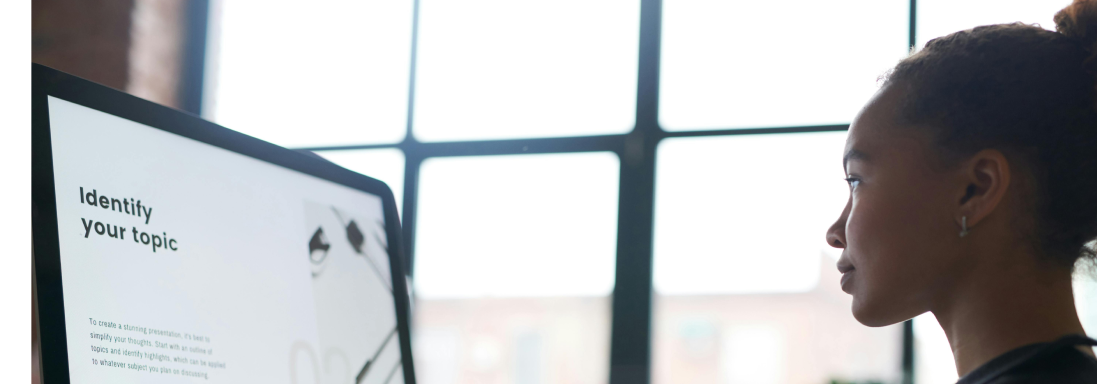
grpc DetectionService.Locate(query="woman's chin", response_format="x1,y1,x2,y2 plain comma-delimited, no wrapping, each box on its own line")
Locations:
850,295,909,327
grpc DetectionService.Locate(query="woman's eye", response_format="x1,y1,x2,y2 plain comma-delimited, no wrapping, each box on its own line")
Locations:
844,177,861,189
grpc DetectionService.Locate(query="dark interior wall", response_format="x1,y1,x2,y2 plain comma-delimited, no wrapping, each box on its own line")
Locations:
32,0,136,91
31,0,197,111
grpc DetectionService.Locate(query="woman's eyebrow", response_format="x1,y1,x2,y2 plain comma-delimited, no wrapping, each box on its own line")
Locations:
843,149,869,169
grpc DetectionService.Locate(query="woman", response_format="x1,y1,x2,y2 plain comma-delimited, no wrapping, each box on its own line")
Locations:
825,0,1097,382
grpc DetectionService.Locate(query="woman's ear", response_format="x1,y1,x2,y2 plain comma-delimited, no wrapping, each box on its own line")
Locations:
957,149,1012,228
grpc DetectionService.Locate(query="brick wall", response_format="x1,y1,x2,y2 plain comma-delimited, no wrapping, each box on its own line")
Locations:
32,0,136,91
32,0,191,109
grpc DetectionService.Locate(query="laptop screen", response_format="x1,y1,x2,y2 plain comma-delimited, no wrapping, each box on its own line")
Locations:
45,95,405,384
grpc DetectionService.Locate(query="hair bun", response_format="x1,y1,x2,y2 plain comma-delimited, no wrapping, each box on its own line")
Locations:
1056,0,1097,57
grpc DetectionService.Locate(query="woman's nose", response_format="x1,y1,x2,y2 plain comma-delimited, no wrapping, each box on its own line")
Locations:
826,200,849,248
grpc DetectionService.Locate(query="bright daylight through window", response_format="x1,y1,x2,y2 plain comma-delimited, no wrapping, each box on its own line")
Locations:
201,0,1097,383
412,0,639,142
413,152,620,384
206,0,413,147
652,132,903,384
659,0,908,131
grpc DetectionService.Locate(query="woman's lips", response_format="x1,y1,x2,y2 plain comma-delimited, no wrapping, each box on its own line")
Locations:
836,259,855,274
840,270,855,293
837,257,856,293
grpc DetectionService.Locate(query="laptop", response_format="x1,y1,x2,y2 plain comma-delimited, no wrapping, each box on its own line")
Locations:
32,64,416,384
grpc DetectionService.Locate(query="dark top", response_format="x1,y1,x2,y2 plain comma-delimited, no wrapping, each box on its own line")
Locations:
956,334,1097,384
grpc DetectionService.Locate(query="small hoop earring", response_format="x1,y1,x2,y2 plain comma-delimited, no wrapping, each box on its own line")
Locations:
959,216,970,238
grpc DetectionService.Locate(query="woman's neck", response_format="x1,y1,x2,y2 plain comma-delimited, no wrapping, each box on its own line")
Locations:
932,258,1089,377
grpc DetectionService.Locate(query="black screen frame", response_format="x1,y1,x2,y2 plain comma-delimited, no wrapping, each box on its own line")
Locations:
31,63,417,384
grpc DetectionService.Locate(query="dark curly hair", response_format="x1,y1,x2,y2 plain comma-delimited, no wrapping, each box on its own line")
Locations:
883,0,1097,268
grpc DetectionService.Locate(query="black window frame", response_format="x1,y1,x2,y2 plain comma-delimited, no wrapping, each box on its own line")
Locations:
186,1,923,383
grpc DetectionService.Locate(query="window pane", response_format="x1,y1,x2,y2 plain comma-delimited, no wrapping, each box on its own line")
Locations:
654,133,848,295
1077,278,1097,338
916,0,1067,49
315,148,406,217
413,152,619,384
206,0,412,147
914,313,958,384
652,133,904,384
412,0,639,142
659,0,908,131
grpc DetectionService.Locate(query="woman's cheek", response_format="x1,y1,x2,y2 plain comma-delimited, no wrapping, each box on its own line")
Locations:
845,195,890,292
844,196,874,260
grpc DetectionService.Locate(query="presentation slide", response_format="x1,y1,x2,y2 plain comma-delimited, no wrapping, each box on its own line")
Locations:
47,96,404,384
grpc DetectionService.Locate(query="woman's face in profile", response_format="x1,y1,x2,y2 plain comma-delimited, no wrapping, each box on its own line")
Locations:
827,84,971,327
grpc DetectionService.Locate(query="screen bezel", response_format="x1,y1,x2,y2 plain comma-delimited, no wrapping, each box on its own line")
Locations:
31,63,417,384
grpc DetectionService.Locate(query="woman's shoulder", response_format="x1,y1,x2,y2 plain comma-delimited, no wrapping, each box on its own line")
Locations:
959,335,1097,384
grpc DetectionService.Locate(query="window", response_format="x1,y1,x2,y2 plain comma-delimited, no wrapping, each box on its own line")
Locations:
659,0,908,131
205,0,413,147
412,0,640,142
413,152,620,384
652,132,903,384
914,314,957,384
653,133,849,295
201,1,1094,383
1076,278,1097,339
